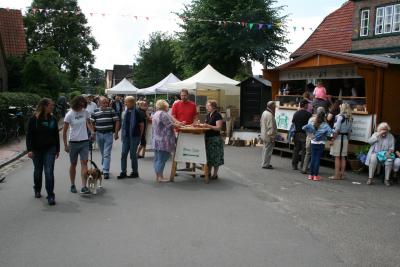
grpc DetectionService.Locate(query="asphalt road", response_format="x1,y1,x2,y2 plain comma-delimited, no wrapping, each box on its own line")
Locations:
0,140,399,267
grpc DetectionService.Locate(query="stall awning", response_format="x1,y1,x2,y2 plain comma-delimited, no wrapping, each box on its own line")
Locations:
105,78,138,95
138,73,181,95
166,65,240,95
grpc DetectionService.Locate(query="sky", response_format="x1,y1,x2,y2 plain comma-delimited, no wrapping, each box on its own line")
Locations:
2,0,346,75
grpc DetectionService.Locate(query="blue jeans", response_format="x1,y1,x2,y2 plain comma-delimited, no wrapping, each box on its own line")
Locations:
32,146,57,197
96,132,114,174
310,144,325,176
121,137,141,174
154,150,171,176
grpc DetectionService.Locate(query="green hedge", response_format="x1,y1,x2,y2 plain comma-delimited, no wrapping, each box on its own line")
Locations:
0,92,41,109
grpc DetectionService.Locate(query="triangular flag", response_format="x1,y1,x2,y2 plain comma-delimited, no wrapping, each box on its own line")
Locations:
145,17,149,20
293,26,297,31
134,16,138,20
258,24,263,30
90,12,93,16
32,8,37,14
241,21,245,27
249,23,254,29
267,24,273,29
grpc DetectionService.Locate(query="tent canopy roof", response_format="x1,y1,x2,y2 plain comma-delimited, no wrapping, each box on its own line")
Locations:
166,65,240,94
105,78,138,95
138,73,181,95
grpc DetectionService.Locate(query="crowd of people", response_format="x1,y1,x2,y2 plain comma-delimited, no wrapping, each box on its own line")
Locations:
25,84,400,206
261,81,400,186
26,89,225,205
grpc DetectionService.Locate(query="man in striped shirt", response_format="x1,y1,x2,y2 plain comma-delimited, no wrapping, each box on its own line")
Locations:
91,97,120,179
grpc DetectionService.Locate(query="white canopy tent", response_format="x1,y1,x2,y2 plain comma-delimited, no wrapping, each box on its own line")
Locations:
166,64,240,95
105,78,139,95
139,73,181,96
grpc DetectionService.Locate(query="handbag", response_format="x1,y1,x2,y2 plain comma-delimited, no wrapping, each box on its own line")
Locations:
376,151,395,163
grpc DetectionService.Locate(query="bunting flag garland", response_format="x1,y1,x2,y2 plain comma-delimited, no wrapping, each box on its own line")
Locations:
0,6,361,34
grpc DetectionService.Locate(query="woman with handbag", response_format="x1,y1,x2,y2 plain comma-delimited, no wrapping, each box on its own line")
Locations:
365,122,395,186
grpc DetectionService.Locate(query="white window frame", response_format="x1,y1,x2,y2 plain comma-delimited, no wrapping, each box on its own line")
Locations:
360,9,370,37
393,4,400,32
384,5,394,33
375,7,385,35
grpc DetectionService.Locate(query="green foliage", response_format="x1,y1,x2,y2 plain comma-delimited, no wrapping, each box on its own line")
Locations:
69,90,82,101
75,68,105,94
0,92,41,109
22,48,70,99
6,56,26,91
176,0,288,78
24,0,99,81
133,32,183,88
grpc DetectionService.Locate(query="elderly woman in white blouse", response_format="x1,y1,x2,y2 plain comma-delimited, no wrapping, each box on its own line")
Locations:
365,122,395,186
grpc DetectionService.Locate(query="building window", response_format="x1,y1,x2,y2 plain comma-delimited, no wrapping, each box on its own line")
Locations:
360,9,370,37
384,5,394,33
375,4,400,35
393,4,400,32
375,7,384,34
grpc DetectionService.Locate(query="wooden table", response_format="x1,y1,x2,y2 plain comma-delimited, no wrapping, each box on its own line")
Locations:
170,127,211,183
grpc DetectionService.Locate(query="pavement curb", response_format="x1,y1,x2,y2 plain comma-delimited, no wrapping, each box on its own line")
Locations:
0,124,64,170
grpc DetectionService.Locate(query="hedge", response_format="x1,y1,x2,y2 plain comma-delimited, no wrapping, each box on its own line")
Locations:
0,92,41,109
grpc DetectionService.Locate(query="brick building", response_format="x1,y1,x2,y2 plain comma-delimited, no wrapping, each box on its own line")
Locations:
351,0,400,57
0,8,28,91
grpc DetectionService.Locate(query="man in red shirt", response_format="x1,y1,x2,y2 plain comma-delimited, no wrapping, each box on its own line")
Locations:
172,89,198,170
172,89,197,125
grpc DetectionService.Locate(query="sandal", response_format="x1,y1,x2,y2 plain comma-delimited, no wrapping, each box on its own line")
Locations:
328,176,342,180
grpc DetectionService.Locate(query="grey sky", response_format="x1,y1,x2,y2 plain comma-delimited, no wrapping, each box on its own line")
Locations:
3,0,347,74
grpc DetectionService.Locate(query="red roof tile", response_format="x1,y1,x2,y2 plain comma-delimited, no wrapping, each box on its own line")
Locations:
0,8,27,57
291,1,355,58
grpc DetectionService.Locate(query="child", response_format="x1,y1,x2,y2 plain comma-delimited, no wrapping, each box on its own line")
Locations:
303,111,334,181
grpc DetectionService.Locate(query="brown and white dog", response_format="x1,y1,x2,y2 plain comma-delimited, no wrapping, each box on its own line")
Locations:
87,161,102,195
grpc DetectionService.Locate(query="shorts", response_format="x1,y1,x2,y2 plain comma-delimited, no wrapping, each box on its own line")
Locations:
69,140,89,163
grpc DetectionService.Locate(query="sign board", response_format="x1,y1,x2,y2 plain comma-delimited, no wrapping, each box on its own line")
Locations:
175,132,207,164
275,107,296,131
280,66,362,81
350,114,373,142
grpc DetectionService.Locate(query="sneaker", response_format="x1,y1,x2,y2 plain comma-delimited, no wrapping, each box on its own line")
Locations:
313,176,322,181
103,173,110,180
384,180,391,187
47,196,56,206
117,172,127,179
129,172,139,178
366,178,373,185
34,191,42,198
308,175,313,180
80,187,90,194
70,185,77,193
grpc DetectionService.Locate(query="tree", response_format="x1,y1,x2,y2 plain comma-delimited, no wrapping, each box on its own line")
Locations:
24,0,98,81
6,56,26,91
74,68,105,94
133,32,183,88
22,48,70,99
176,0,288,78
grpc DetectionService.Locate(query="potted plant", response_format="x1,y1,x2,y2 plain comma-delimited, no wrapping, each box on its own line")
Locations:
347,145,370,172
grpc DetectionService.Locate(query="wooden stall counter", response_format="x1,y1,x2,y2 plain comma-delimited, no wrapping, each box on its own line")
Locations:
170,126,211,183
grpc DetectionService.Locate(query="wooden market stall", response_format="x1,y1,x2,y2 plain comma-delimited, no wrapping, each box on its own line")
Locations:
263,50,400,144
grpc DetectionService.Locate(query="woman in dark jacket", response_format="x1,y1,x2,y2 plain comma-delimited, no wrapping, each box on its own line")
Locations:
26,98,60,205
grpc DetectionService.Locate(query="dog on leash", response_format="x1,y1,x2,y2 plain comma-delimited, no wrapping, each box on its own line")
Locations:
87,160,102,195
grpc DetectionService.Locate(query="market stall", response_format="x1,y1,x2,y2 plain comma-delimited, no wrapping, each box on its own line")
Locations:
105,78,139,95
264,50,400,143
166,64,240,114
139,73,181,96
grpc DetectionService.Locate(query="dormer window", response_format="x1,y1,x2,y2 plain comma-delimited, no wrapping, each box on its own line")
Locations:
375,4,400,35
360,9,370,37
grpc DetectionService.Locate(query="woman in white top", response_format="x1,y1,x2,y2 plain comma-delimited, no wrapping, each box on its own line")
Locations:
63,96,94,194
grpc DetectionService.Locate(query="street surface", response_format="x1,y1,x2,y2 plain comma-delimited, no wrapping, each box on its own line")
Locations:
0,139,399,267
